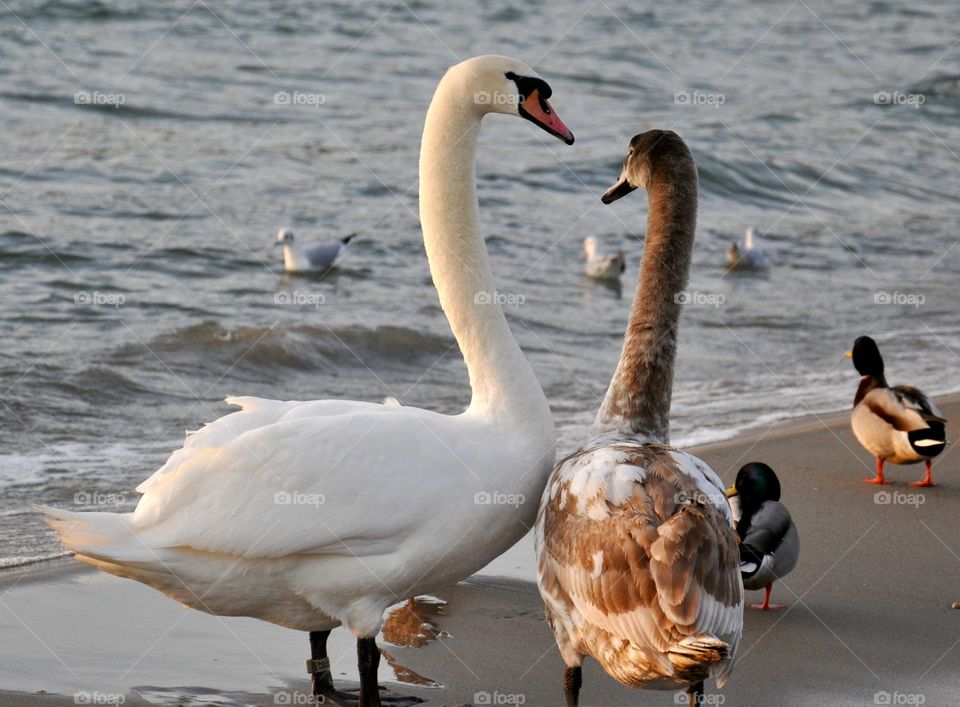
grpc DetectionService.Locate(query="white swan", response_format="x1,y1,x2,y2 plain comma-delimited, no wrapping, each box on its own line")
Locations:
726,226,767,271
583,236,625,280
276,228,354,272
537,131,743,707
42,55,574,707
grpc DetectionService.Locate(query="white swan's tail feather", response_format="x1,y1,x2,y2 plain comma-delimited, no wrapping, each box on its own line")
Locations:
38,505,148,565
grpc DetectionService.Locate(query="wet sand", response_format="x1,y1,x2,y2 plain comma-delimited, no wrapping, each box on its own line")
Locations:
2,397,959,706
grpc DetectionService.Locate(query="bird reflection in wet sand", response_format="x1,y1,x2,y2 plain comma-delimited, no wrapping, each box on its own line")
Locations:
383,597,448,648
380,597,449,689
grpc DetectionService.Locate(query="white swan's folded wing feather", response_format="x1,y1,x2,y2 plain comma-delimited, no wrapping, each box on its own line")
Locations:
131,403,468,558
138,397,386,494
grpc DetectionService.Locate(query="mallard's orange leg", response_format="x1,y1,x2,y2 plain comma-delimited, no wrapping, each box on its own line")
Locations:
909,459,935,488
749,582,785,611
864,457,891,484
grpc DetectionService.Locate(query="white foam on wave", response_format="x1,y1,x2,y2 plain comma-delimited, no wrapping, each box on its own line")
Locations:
0,551,72,569
0,439,175,490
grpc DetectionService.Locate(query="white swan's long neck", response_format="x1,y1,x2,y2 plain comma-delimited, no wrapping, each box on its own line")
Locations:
418,76,550,424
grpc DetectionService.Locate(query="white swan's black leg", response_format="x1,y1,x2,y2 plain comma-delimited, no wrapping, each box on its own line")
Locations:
354,637,424,706
307,631,422,707
307,630,357,706
308,630,334,695
357,636,382,707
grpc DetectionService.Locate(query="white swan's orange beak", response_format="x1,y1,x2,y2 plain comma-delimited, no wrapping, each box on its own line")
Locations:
519,89,574,145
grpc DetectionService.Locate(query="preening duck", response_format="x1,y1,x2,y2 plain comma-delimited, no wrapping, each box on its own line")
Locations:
848,335,947,487
536,131,743,707
42,55,574,707
583,236,625,280
726,463,799,611
726,226,767,271
276,227,354,272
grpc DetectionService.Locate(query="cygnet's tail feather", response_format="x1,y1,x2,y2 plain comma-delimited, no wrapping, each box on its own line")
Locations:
668,633,732,685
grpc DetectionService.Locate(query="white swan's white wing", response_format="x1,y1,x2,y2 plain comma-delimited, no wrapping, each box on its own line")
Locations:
137,396,378,493
46,398,483,565
129,402,474,559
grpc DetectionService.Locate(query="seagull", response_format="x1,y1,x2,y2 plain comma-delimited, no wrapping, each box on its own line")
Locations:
726,227,767,271
276,228,354,273
583,236,625,280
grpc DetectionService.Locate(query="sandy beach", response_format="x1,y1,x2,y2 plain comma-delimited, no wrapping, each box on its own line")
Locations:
2,397,958,706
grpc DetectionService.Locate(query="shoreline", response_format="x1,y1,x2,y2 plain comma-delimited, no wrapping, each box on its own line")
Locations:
3,394,960,705
7,390,959,576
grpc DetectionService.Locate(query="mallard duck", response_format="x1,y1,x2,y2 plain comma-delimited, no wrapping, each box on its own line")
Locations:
536,131,743,707
725,227,767,271
725,463,799,611
583,236,626,280
848,336,947,487
276,228,355,272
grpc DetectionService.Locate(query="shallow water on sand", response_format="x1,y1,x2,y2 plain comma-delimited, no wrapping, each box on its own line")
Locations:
1,0,959,566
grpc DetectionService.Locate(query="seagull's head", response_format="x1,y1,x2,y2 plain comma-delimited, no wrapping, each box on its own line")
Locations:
583,236,598,259
276,228,295,245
